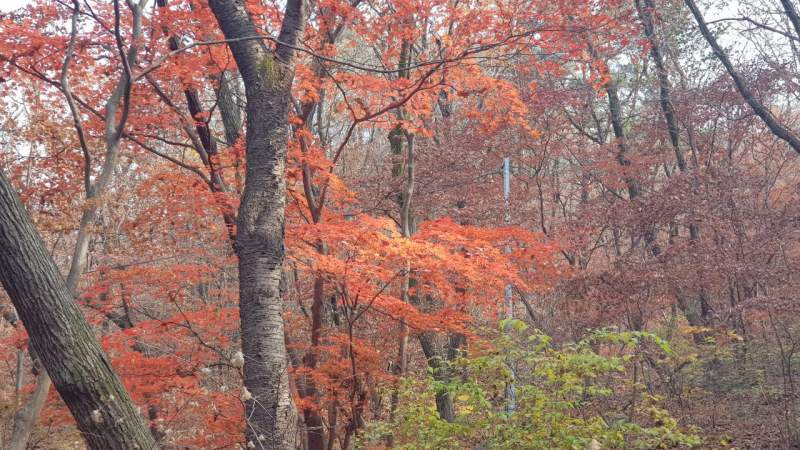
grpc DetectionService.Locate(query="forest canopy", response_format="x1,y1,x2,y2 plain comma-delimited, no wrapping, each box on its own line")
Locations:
0,0,799,448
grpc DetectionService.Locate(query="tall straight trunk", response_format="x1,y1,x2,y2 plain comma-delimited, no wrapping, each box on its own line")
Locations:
208,0,309,447
0,170,157,450
398,56,461,422
602,70,660,254
392,96,460,424
388,41,415,432
292,20,349,447
8,365,51,450
780,0,800,42
605,77,641,201
155,0,238,245
300,272,328,450
605,66,710,328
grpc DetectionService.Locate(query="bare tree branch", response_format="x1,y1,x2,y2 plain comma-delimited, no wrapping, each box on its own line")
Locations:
686,0,800,154
60,0,92,194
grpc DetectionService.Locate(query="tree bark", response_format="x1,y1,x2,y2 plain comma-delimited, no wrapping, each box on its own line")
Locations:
154,0,238,246
635,0,687,172
639,0,714,334
301,275,328,450
218,70,244,146
208,0,310,448
418,332,462,423
8,368,51,450
0,170,157,450
605,76,642,201
8,1,148,446
291,18,349,446
780,0,800,41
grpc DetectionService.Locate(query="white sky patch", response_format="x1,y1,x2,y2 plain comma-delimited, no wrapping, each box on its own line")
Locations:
0,0,32,13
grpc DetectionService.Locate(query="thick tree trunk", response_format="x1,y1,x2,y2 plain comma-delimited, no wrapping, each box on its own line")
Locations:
208,0,309,447
632,3,716,336
8,2,147,445
418,332,463,423
0,170,157,450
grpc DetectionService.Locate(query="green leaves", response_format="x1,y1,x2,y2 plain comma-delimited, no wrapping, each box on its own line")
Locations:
362,324,700,449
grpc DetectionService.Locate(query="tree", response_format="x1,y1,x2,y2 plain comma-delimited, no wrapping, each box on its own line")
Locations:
207,0,311,447
2,0,155,446
0,169,157,449
684,0,800,154
3,0,800,447
367,324,700,449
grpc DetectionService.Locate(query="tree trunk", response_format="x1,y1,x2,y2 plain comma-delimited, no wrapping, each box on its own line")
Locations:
635,0,712,334
0,170,157,450
208,0,309,447
605,75,641,201
301,274,328,450
8,370,51,450
635,0,687,172
8,2,148,445
780,0,800,42
218,70,244,146
418,332,462,423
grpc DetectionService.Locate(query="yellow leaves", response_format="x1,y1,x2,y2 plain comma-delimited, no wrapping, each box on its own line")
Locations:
727,331,745,342
456,393,475,414
679,325,711,336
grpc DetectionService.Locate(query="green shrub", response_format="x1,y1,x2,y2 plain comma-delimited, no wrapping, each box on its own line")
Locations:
361,321,700,449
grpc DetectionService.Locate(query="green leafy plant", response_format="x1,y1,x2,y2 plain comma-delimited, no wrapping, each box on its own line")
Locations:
361,321,700,449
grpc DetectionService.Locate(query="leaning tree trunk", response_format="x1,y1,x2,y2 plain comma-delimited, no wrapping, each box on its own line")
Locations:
208,0,310,448
7,1,148,445
685,0,800,154
635,0,687,172
0,170,157,450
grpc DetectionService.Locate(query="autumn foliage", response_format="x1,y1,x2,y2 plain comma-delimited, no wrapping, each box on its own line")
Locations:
1,0,799,448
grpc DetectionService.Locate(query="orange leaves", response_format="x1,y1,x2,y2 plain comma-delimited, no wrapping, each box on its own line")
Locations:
415,218,559,295
294,64,322,103
283,211,560,435
0,0,638,446
288,214,558,334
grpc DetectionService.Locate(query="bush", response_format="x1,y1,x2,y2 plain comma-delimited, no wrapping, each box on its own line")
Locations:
361,320,700,449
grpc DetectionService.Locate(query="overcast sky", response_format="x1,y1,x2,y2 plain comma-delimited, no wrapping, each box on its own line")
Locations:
0,0,30,12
